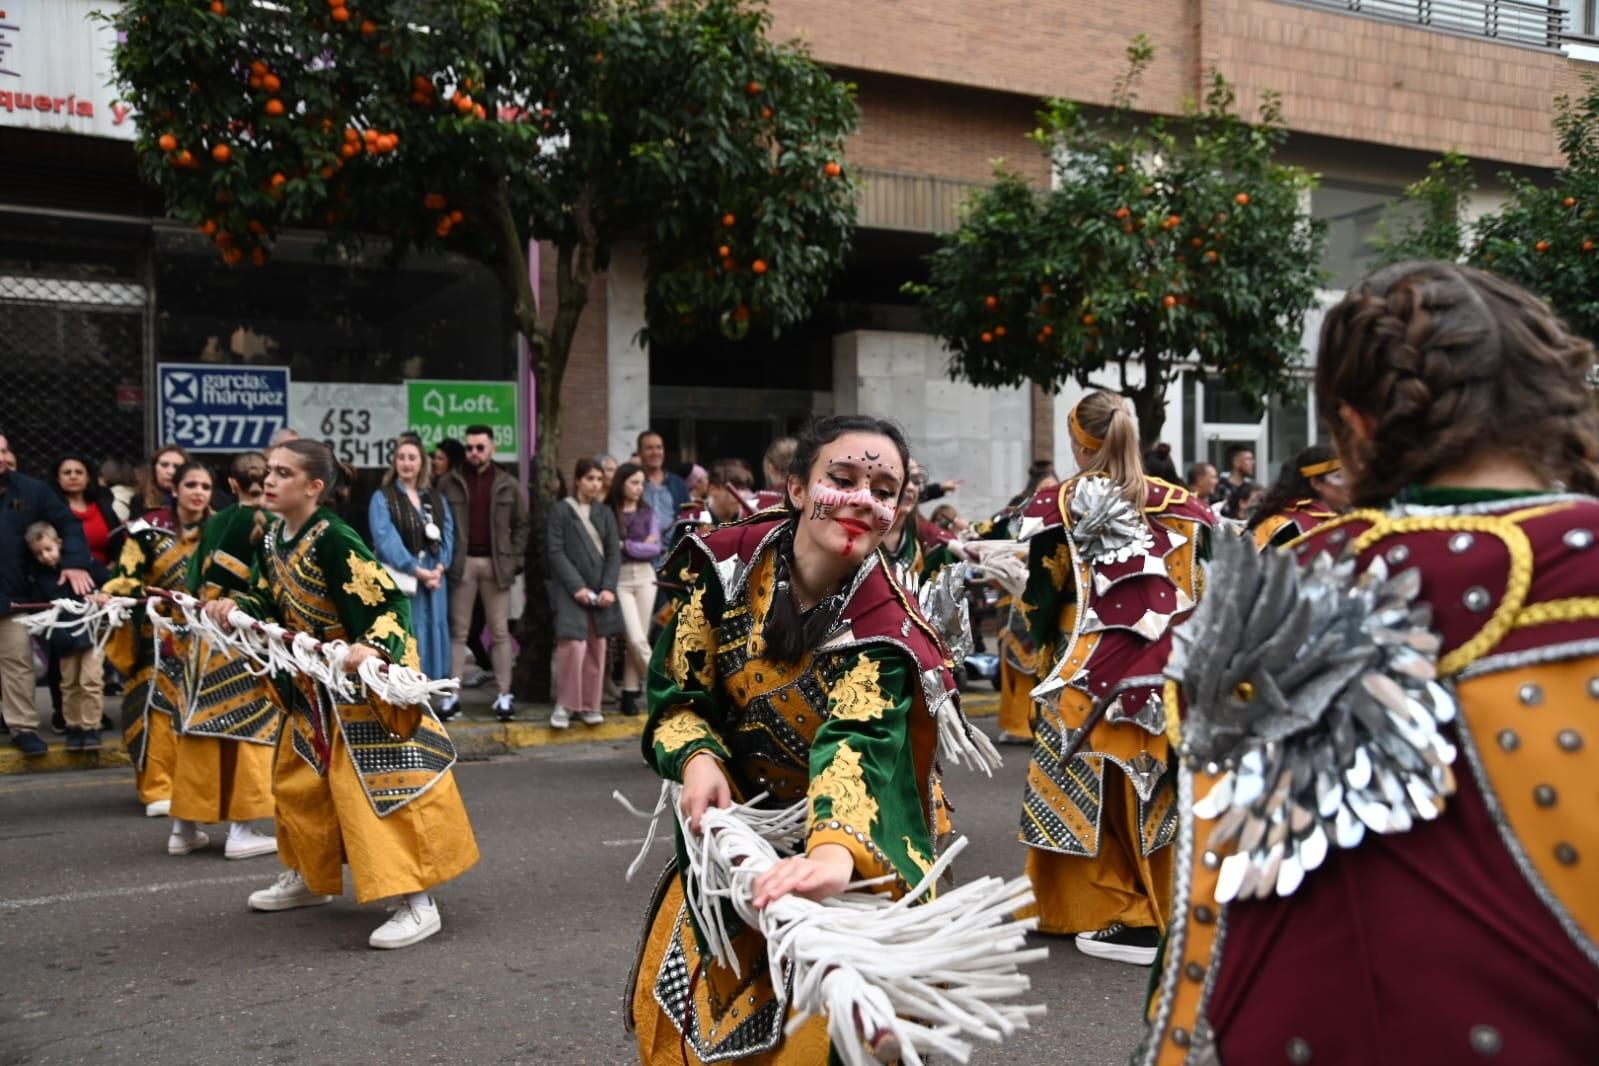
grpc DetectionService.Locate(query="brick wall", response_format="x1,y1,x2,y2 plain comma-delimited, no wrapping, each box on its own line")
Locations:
770,0,1200,119
848,71,1050,187
536,242,611,486
1204,0,1576,168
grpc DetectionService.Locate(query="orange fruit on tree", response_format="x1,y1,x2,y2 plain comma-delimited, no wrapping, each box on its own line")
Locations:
752,259,768,274
1536,240,1551,252
722,256,737,271
1586,240,1595,252
251,248,267,267
746,81,761,95
449,209,464,224
361,19,377,36
455,95,473,114
733,304,751,322
199,219,217,236
263,73,281,93
717,244,731,258
210,0,225,14
1565,197,1577,208
994,325,1007,338
984,294,999,310
1163,294,1178,309
722,212,736,227
331,7,350,22
248,219,266,234
1234,192,1250,205
1042,324,1054,337
1204,249,1219,262
761,106,773,120
249,75,263,90
424,193,447,210
472,103,486,120
340,143,359,158
1081,313,1095,326
211,143,231,163
265,98,285,116
173,149,195,167
436,220,452,238
1191,236,1203,248
158,133,177,152
319,165,334,179
1114,206,1130,220
823,161,842,177
270,172,287,188
980,332,993,344
250,60,268,77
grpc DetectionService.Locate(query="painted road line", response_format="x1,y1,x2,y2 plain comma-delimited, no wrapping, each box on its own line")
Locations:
1,873,267,910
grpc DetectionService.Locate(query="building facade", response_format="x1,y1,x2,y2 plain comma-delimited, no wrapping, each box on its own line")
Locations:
560,0,1597,518
2,1,1592,520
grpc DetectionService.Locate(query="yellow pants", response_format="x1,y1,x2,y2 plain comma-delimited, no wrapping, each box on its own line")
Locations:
170,733,276,823
273,723,479,903
997,658,1035,738
1023,766,1173,935
136,712,178,806
632,877,832,1065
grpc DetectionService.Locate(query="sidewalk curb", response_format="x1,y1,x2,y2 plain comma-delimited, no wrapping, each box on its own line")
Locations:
0,690,1003,775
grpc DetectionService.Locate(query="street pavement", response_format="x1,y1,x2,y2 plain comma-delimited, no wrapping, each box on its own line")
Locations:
0,733,1147,1065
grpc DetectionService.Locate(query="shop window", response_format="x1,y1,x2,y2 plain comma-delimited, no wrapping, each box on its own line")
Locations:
1312,179,1415,291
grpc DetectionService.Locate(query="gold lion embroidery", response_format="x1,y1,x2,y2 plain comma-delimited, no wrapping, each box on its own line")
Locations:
1043,543,1074,591
343,551,395,606
809,741,879,834
401,637,422,672
367,611,408,648
902,836,933,879
829,657,890,723
669,586,715,688
116,537,145,576
653,708,718,754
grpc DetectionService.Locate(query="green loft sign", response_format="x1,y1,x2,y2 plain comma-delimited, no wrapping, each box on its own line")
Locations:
407,380,520,457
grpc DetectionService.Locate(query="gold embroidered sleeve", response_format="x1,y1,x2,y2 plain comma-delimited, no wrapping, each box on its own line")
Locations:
807,648,938,899
101,535,147,596
343,550,397,606
643,566,730,781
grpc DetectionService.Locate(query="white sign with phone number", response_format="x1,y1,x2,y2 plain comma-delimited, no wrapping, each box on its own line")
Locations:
289,382,408,469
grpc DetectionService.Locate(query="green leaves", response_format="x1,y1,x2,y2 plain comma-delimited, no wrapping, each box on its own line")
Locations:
912,42,1326,438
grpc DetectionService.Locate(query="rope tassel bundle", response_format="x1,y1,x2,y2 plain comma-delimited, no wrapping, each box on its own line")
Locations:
616,783,1047,1065
16,591,458,710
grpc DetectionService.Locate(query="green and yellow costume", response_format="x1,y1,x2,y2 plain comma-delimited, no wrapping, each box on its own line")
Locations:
233,508,479,903
169,504,280,825
629,516,954,1065
103,514,200,806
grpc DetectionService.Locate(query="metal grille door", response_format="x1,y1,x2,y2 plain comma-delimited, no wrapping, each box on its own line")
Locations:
0,272,148,477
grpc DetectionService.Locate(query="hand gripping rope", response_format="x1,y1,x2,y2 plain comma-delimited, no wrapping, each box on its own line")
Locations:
615,782,1047,1066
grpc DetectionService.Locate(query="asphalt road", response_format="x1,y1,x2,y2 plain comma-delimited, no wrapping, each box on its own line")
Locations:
0,737,1147,1065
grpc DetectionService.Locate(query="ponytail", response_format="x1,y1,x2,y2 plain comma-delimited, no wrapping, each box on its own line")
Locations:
1071,390,1146,505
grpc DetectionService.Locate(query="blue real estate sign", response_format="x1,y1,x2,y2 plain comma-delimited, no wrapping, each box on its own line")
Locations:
157,363,291,452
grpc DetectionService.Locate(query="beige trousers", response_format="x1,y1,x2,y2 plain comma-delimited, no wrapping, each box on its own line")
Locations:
616,560,657,691
0,616,40,733
449,555,512,694
59,647,105,730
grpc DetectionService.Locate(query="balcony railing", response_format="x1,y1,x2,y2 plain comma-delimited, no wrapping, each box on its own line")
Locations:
1291,1,1566,49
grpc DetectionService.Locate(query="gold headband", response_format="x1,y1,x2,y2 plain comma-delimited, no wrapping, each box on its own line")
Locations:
1069,406,1104,452
1300,458,1340,479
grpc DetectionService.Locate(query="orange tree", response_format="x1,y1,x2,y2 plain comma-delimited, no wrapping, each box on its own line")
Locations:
110,0,857,696
908,39,1325,441
1376,82,1599,341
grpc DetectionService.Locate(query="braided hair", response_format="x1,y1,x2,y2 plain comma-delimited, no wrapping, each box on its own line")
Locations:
1316,261,1599,506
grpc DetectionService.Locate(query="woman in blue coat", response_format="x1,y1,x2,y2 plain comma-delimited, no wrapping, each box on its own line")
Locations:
368,436,455,680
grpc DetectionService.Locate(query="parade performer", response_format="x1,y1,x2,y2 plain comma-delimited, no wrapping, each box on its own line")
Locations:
1016,390,1213,965
1144,262,1599,1063
103,461,212,817
1245,443,1349,551
166,453,280,860
982,471,1057,746
629,415,989,1063
204,440,478,950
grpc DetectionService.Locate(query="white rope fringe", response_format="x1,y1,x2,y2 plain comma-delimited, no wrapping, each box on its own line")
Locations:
16,592,458,709
615,782,1047,1065
948,538,1029,598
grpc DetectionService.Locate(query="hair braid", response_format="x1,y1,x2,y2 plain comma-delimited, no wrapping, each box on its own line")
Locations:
1316,261,1599,506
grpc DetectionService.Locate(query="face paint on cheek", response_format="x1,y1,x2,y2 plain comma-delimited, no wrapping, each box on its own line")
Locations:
810,481,898,539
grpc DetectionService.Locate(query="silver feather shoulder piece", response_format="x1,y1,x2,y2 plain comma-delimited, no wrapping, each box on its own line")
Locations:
1069,476,1154,565
1166,531,1458,902
916,561,973,668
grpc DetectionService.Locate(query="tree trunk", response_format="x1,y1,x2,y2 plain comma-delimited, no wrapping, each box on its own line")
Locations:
1126,340,1170,446
511,196,597,704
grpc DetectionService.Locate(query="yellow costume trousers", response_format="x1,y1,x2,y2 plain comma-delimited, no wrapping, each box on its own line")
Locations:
272,724,479,903
1023,767,1173,935
135,712,178,806
170,733,276,823
996,658,1035,738
632,878,831,1065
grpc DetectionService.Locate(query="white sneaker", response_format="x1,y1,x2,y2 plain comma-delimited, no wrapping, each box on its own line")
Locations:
492,692,515,719
145,799,171,818
437,694,461,721
225,823,279,860
578,709,604,726
549,706,571,729
248,868,333,912
167,824,210,855
368,894,442,949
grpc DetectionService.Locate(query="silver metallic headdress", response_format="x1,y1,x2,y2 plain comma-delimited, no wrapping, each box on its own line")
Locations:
1167,531,1458,902
1069,476,1154,565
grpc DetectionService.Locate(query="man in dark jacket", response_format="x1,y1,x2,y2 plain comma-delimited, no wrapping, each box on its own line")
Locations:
0,430,96,756
438,424,529,720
